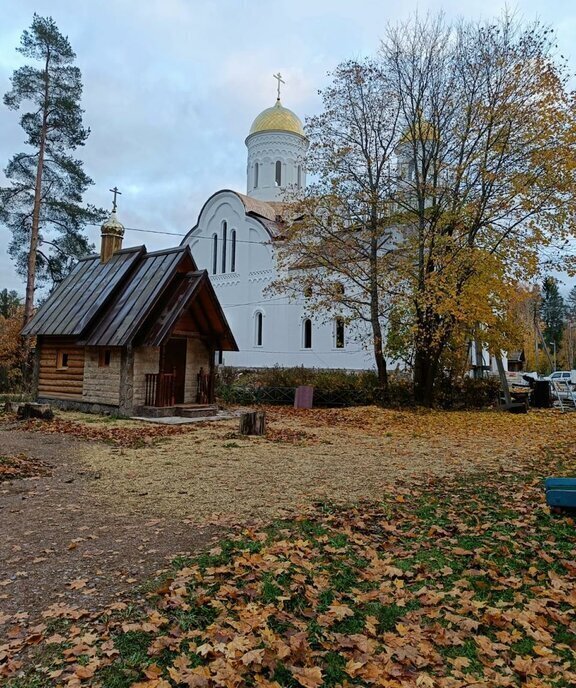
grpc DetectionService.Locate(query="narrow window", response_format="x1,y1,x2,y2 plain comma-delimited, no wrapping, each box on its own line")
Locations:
304,285,312,298
335,318,345,349
221,221,227,273
230,230,237,272
212,233,218,274
275,160,282,187
254,162,259,188
297,164,302,188
99,349,112,367
255,312,263,346
303,318,312,349
57,351,69,369
217,350,223,365
335,282,345,297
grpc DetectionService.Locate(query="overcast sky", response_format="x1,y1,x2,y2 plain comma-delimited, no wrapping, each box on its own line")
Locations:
1,0,576,295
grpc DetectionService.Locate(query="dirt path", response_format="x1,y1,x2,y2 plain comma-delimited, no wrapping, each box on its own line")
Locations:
0,429,222,627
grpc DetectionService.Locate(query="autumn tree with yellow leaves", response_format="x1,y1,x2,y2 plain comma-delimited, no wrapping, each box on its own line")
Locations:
384,14,576,404
270,60,401,399
275,13,576,405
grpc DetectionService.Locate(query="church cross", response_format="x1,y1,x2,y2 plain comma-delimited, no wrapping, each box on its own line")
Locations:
273,72,285,100
109,186,122,212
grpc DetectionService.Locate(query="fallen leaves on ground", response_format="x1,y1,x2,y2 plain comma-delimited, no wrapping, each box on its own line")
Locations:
77,407,576,523
3,437,576,687
11,417,202,448
0,453,49,481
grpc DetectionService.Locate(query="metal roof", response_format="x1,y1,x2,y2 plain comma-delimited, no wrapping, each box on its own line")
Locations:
85,247,191,347
22,244,236,350
22,247,145,337
143,271,238,351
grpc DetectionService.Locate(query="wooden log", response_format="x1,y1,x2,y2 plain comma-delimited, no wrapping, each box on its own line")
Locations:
38,379,83,389
38,372,85,381
239,411,266,436
16,402,54,421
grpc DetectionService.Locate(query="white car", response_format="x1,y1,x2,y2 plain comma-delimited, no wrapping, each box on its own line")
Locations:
544,371,575,385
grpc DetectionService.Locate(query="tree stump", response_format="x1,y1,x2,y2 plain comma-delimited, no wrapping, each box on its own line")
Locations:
239,411,266,436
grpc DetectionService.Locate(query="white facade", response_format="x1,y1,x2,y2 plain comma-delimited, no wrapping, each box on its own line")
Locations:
246,131,308,202
182,189,375,369
180,96,381,370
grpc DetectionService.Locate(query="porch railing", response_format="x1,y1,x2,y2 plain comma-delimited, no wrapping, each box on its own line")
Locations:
144,372,176,407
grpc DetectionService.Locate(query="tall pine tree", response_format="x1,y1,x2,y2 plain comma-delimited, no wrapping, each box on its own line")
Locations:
540,276,565,352
0,14,105,325
565,284,576,323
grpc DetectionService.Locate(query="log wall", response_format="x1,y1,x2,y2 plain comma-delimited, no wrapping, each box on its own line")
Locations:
37,337,85,400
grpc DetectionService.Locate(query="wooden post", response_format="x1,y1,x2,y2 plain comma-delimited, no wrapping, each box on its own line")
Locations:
495,354,511,406
239,411,266,436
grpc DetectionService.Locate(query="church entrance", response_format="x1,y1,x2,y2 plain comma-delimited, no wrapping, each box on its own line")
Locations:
160,338,187,404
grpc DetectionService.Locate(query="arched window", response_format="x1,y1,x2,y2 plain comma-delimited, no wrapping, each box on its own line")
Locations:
275,160,282,187
211,233,218,275
221,221,227,273
297,164,302,189
230,230,237,272
335,317,345,349
303,318,312,349
254,162,259,188
255,311,263,347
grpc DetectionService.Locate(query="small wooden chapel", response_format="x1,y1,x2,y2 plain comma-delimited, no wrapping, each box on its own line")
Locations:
22,202,238,417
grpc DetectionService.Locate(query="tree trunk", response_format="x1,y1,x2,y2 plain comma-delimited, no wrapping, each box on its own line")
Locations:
369,216,389,403
23,51,50,329
239,411,266,436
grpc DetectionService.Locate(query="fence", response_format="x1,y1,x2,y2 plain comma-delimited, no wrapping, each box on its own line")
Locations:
216,385,374,408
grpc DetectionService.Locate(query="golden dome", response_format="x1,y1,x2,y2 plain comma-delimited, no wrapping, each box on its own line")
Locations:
398,113,437,145
101,210,124,237
248,99,305,137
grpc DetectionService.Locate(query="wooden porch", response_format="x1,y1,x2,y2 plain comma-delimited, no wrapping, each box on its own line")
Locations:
144,367,215,408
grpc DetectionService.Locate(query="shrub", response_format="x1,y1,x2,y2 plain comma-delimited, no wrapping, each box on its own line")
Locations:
216,366,501,409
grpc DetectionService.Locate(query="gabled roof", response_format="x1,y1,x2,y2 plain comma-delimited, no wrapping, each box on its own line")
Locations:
143,271,237,351
22,246,145,337
85,247,193,347
182,189,285,243
23,244,238,351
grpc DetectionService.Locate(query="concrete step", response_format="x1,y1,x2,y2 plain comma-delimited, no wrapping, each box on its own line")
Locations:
177,405,218,419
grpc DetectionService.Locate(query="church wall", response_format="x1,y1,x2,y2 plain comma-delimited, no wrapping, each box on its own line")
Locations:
183,338,211,403
184,190,378,372
132,346,160,407
246,131,307,202
82,347,121,406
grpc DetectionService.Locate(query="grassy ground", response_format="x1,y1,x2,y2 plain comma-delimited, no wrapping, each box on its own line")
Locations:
2,407,576,686
3,441,575,687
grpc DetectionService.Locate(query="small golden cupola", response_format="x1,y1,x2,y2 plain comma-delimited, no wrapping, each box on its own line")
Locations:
100,186,125,263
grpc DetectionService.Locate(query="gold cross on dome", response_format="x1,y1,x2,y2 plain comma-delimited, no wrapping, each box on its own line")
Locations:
273,72,285,100
109,186,122,212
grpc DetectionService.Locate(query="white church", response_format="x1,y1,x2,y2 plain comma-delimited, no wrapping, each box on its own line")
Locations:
181,83,376,370
181,80,507,376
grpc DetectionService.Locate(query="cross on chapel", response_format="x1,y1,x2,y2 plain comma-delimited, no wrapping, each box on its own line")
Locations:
109,186,122,212
273,72,285,100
